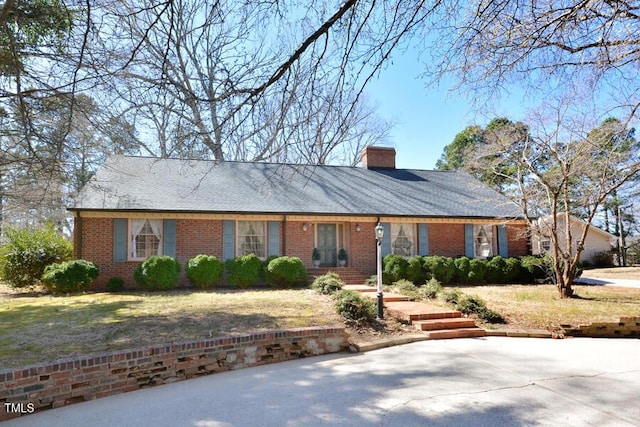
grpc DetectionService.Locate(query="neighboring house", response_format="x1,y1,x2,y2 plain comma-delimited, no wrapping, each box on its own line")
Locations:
531,215,615,264
70,146,529,288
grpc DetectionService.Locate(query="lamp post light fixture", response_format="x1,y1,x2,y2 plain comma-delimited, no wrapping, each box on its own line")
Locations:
374,223,384,319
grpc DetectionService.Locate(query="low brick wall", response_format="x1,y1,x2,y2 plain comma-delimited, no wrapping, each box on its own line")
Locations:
562,316,640,338
0,327,347,421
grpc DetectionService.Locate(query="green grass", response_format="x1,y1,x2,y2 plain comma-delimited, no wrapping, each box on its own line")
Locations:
0,288,342,369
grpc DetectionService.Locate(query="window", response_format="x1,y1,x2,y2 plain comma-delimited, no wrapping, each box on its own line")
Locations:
541,240,551,252
130,219,162,260
391,223,414,257
237,221,266,258
474,225,494,258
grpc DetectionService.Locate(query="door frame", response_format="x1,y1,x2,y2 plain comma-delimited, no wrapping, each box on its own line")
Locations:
314,223,345,267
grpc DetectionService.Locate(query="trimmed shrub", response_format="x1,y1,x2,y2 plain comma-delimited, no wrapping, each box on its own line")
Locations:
383,255,409,284
503,257,522,283
392,279,421,301
266,256,308,288
186,254,223,289
468,258,487,284
420,278,442,299
423,256,455,285
0,225,73,288
225,254,262,288
486,256,507,283
106,276,125,292
456,294,505,323
439,288,463,305
261,255,279,281
333,289,376,323
134,256,181,291
453,257,472,284
311,272,345,295
520,255,554,282
407,256,428,284
41,260,99,294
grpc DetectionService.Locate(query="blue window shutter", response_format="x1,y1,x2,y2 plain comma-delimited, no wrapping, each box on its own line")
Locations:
464,224,475,258
113,218,127,262
268,221,280,257
163,219,177,258
223,220,235,261
418,224,429,256
381,223,391,257
498,225,509,257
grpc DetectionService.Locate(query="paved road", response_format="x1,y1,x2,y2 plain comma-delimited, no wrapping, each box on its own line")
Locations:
575,276,640,288
4,337,640,427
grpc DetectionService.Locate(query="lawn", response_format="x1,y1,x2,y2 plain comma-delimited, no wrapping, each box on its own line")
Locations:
452,284,640,330
0,286,342,370
2,266,640,370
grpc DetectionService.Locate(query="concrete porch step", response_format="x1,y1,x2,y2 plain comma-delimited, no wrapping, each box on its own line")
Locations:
413,317,478,331
423,328,487,340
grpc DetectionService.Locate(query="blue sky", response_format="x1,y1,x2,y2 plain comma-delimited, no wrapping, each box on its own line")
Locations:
367,48,529,170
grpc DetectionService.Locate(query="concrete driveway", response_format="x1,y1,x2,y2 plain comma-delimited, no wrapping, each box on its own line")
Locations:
4,337,640,427
575,277,640,288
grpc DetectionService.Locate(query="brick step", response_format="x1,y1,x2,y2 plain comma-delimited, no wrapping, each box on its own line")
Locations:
308,269,371,285
343,285,376,292
385,301,462,322
414,317,478,331
423,328,487,340
360,292,409,302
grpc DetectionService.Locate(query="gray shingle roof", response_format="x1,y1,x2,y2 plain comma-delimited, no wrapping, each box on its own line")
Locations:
71,156,523,218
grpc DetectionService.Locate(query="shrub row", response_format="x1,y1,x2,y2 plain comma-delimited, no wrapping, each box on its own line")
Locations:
130,254,308,291
383,254,552,286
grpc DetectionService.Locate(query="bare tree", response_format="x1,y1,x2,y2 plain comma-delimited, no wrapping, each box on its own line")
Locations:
476,103,640,297
93,0,394,163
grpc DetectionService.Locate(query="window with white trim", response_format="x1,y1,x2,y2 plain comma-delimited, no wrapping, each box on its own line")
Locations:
391,223,414,257
130,219,163,260
474,224,494,258
541,240,551,252
237,221,266,258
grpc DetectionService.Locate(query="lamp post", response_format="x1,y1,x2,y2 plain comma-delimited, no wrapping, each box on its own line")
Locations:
375,223,384,319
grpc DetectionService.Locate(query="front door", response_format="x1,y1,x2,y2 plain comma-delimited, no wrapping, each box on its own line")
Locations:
317,224,337,267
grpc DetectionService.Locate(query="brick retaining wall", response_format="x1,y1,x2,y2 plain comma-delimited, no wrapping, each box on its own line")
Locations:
0,327,347,421
562,316,640,338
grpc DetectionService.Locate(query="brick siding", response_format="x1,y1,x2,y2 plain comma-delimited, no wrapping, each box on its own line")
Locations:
428,223,466,257
0,327,347,422
76,216,529,290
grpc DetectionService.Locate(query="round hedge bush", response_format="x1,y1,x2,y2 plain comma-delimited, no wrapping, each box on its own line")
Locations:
134,256,181,291
225,254,262,288
106,276,125,292
186,254,223,289
42,259,99,294
383,255,409,284
266,256,308,288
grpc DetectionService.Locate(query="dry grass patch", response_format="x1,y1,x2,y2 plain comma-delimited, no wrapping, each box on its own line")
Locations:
452,284,640,330
0,286,342,370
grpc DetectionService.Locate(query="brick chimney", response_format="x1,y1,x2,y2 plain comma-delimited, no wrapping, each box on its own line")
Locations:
361,146,396,169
